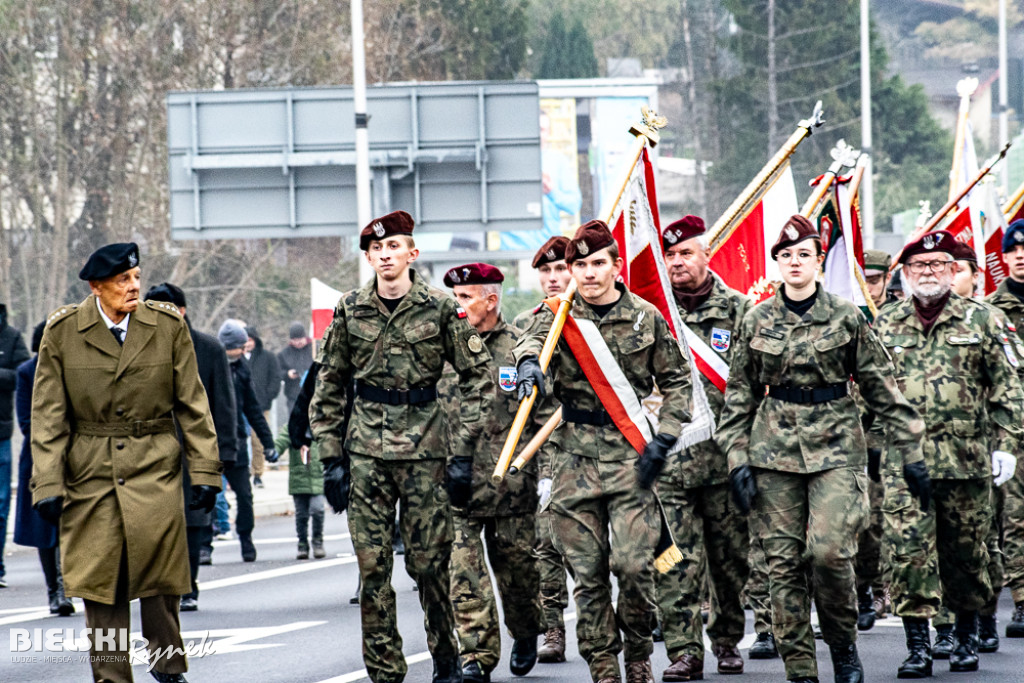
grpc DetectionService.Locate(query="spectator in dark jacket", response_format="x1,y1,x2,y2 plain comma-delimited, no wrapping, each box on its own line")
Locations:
0,303,30,586
245,327,282,488
13,321,73,614
219,319,277,563
145,284,237,610
278,321,313,410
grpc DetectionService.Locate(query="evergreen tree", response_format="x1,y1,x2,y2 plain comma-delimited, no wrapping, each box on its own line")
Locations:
566,19,599,78
537,11,569,78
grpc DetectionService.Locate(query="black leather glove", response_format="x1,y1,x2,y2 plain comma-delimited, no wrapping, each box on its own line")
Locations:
867,448,882,483
189,485,218,513
34,496,63,525
446,456,474,509
637,432,675,489
903,461,931,513
264,447,279,464
322,456,351,513
516,356,545,400
729,465,758,516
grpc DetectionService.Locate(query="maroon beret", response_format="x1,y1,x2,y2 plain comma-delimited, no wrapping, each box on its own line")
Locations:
898,230,956,265
359,210,415,251
949,238,977,265
565,220,615,263
662,215,705,250
770,215,819,260
532,236,570,268
442,262,505,287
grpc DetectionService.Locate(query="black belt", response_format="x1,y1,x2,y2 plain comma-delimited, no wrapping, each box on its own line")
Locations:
562,406,615,427
767,383,848,405
355,380,438,406
73,418,176,437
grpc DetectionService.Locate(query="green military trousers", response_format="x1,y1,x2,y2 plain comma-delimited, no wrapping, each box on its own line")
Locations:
347,454,458,683
536,506,573,631
751,467,868,680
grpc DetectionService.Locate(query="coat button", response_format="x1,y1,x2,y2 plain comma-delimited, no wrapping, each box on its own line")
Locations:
116,408,124,416
117,478,125,485
116,442,125,450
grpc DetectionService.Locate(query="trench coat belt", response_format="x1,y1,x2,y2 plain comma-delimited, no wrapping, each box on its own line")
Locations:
73,418,176,437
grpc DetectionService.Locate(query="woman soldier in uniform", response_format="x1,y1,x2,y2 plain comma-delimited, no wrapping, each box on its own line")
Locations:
716,215,930,683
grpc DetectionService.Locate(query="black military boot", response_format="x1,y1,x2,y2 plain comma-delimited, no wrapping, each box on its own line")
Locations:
857,584,876,631
829,642,864,683
510,635,538,676
896,617,932,678
1006,601,1024,638
150,673,188,683
931,624,954,659
461,660,489,683
948,611,979,673
978,614,999,652
749,631,779,659
433,657,464,683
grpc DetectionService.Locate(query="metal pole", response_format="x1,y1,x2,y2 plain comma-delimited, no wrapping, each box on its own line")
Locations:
351,0,373,282
860,0,875,248
999,0,1009,194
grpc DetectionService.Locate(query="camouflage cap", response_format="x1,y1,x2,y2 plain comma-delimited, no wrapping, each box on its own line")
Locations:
531,236,570,268
770,215,818,260
863,249,892,272
565,220,615,263
898,230,955,264
662,215,705,250
359,210,415,251
442,262,505,287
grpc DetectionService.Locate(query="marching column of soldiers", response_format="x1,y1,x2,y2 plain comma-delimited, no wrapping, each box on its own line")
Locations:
26,211,1024,683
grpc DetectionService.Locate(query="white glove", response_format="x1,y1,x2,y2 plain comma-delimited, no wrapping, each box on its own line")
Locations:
992,450,1017,487
537,478,552,511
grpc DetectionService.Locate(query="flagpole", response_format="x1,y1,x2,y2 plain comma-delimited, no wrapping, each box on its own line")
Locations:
800,139,858,218
708,101,825,251
1003,178,1024,218
492,107,668,484
948,78,978,203
842,160,878,318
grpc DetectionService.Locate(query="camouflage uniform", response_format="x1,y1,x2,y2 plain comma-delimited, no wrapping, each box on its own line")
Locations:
439,316,543,672
873,293,1024,621
514,283,692,682
717,285,926,681
513,308,573,634
656,274,752,662
310,271,491,683
985,280,1024,605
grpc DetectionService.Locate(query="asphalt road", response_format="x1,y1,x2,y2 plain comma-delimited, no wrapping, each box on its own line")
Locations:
3,513,1024,682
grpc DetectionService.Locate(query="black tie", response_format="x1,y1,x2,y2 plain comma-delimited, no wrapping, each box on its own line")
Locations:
110,327,124,346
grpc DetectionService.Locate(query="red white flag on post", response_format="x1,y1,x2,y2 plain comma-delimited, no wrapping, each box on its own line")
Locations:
708,165,799,302
607,147,714,449
311,278,343,340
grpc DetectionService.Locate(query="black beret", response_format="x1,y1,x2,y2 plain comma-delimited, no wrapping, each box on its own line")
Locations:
79,242,140,281
145,282,186,308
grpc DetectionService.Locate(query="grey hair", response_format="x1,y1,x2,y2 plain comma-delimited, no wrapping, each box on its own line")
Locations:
479,282,502,306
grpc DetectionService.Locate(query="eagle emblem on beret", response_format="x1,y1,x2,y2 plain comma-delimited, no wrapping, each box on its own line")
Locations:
128,252,138,267
372,222,385,237
923,234,936,250
1015,230,1024,244
546,249,556,260
577,240,589,256
665,231,678,244
448,269,460,284
784,225,798,240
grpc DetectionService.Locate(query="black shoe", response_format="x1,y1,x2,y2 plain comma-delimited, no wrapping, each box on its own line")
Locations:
788,678,819,683
1007,602,1024,638
240,534,256,562
462,660,489,683
829,642,864,683
978,614,998,652
253,475,264,488
857,584,876,631
749,631,779,659
932,625,954,659
179,596,198,612
949,612,979,673
392,533,405,555
151,673,188,683
813,625,823,640
433,657,463,683
897,617,932,678
652,621,664,642
510,635,538,676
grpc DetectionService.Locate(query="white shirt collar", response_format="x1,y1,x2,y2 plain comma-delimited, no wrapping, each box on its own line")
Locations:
96,297,130,338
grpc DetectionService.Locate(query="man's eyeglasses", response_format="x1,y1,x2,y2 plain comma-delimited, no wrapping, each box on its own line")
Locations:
905,259,952,274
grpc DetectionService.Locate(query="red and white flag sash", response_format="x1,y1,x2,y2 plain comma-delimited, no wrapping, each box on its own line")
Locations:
544,299,653,454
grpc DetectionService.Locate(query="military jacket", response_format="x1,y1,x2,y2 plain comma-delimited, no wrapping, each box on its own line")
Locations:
440,317,538,517
513,283,692,462
310,270,491,462
873,294,1024,479
717,285,925,475
986,280,1024,381
31,296,222,603
662,274,749,489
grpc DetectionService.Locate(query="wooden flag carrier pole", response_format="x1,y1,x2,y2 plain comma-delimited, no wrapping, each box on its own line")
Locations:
1003,178,1024,219
491,107,667,484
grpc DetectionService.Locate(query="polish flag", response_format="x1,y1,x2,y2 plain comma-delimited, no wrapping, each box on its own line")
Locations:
708,165,799,302
311,278,343,339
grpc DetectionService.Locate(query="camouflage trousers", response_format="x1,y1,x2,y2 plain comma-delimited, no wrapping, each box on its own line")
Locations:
536,507,573,630
855,478,886,594
1002,466,1024,603
746,532,773,635
450,513,543,671
347,454,457,683
751,467,869,681
884,476,993,620
656,482,749,660
550,452,658,682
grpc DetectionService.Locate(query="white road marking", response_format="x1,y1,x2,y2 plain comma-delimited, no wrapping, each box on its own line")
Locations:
213,532,350,547
197,555,358,591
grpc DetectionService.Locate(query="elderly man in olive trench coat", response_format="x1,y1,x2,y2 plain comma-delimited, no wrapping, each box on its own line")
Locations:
30,243,222,683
